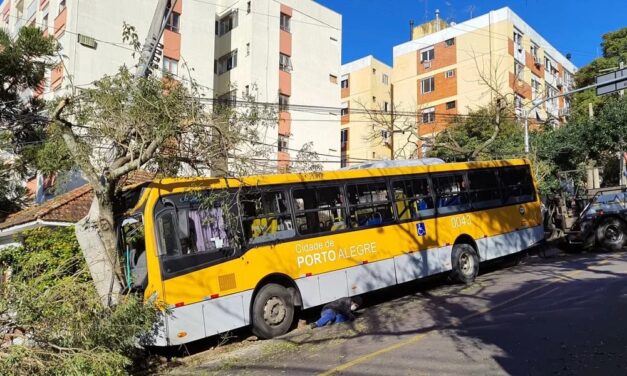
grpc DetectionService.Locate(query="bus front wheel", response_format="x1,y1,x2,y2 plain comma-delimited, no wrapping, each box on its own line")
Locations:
450,243,479,284
252,283,295,339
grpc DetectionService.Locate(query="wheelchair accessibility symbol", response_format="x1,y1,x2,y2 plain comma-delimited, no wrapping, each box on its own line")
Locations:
416,223,426,236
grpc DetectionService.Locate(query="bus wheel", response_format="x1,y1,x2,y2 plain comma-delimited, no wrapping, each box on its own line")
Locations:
596,217,626,251
450,243,479,284
252,283,295,339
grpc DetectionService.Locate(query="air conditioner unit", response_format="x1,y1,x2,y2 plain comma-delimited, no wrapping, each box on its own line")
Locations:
77,34,97,49
423,60,432,69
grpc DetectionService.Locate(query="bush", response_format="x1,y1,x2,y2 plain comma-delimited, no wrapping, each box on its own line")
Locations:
0,227,159,376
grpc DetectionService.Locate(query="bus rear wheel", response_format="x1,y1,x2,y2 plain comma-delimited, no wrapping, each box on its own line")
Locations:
450,243,479,284
252,283,295,339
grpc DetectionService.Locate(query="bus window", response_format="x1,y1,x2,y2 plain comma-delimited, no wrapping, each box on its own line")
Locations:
346,181,394,228
240,190,295,244
499,166,535,204
157,194,240,278
392,177,435,220
157,211,182,257
468,169,502,209
433,173,470,215
293,185,347,235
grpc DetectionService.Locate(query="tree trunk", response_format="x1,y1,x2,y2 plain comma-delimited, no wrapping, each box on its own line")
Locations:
75,197,123,307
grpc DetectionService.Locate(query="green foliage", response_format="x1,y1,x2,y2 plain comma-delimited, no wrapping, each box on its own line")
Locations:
534,95,627,191
0,228,159,376
0,27,58,217
428,106,524,161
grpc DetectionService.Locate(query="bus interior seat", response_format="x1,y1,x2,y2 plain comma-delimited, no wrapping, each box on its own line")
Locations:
251,217,278,238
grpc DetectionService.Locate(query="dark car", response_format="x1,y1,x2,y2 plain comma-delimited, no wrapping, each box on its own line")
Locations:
570,191,627,250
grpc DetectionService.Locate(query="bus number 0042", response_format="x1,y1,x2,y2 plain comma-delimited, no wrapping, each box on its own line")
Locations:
451,214,471,228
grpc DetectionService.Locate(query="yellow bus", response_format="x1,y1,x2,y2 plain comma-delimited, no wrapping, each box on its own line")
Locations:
120,158,543,346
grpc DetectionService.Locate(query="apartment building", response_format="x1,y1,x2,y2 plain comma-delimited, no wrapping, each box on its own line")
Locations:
340,56,392,167
392,7,576,156
1,0,342,173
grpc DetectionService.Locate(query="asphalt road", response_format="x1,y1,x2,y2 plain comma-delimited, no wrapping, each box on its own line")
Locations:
174,250,627,376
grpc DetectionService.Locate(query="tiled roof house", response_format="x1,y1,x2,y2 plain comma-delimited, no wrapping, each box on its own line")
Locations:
0,171,153,248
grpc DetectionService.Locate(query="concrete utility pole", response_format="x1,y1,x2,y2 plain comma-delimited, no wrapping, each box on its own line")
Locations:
523,75,627,154
390,84,395,160
134,0,175,79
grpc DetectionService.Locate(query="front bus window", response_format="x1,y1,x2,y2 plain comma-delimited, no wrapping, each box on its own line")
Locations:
155,192,240,279
121,215,147,290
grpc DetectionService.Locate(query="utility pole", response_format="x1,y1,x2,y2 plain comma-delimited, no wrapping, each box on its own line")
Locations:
134,0,174,79
390,84,395,160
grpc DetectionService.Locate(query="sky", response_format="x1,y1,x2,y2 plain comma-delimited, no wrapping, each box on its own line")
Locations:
316,0,626,69
2,0,623,69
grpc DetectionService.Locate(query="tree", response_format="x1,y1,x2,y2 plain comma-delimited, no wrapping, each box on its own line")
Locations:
429,104,524,161
534,27,627,192
50,61,281,303
0,27,58,217
0,227,159,375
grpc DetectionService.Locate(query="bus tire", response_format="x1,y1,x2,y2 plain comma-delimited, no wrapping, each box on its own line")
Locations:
450,243,479,284
251,283,295,339
596,217,626,251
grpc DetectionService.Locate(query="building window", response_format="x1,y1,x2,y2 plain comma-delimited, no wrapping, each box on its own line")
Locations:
279,53,292,72
59,0,66,14
217,10,238,36
246,42,250,56
341,101,349,116
384,101,389,112
513,30,523,50
279,94,289,112
247,1,251,14
446,101,456,110
382,73,389,85
280,12,291,32
165,12,180,32
514,94,524,111
445,69,455,78
216,49,238,75
278,134,289,152
341,128,348,149
445,38,455,47
531,76,541,99
421,76,435,94
162,56,178,75
530,42,539,59
514,61,524,79
421,108,435,123
329,74,337,84
340,75,349,89
421,47,434,62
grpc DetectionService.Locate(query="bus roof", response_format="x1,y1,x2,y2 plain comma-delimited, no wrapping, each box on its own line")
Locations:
147,158,530,192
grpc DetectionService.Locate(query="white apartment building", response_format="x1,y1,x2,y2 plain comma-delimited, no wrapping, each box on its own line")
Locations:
1,0,342,173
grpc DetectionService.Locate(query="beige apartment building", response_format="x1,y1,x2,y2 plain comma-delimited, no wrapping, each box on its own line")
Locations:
344,7,577,159
340,56,392,166
1,0,342,173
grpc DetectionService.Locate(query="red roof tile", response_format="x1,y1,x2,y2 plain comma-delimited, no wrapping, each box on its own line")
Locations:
0,170,155,230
